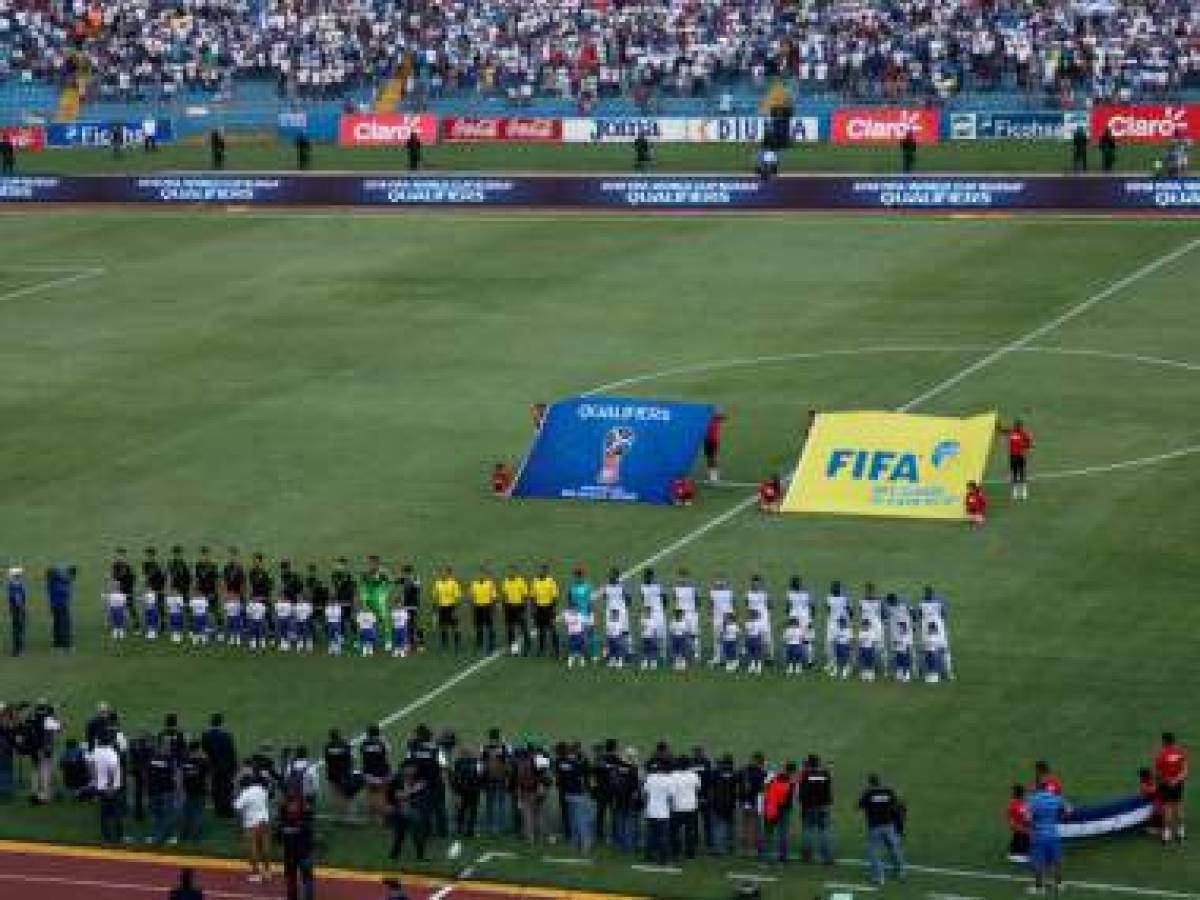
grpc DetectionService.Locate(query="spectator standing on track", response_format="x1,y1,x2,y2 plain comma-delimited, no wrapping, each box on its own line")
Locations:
210,130,226,171
1099,128,1118,173
278,767,316,900
763,762,797,862
799,753,835,864
901,130,917,173
858,773,906,885
146,739,178,844
1071,126,1089,174
406,132,422,171
46,565,76,650
710,753,738,855
178,741,209,841
387,757,429,862
94,731,124,844
233,773,272,882
323,728,355,821
0,134,15,175
360,724,392,823
480,728,510,835
7,567,26,656
643,755,673,864
201,714,238,819
451,745,482,837
738,752,767,857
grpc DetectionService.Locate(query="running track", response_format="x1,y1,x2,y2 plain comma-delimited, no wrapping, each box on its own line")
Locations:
0,841,633,900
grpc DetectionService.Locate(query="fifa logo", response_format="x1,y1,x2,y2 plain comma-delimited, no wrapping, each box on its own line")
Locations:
599,426,636,484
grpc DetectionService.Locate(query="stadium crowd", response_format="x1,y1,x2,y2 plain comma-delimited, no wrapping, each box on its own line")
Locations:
0,700,1187,896
1,0,1199,105
4,550,957,682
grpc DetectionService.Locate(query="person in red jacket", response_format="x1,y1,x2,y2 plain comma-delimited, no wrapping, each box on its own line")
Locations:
757,475,782,513
1007,784,1030,863
998,419,1034,501
763,763,797,862
491,462,513,497
704,412,726,483
1155,731,1189,843
670,476,696,507
965,480,987,526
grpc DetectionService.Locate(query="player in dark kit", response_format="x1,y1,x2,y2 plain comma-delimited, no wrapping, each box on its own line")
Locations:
168,546,192,598
194,546,220,625
248,554,273,601
111,548,139,629
143,547,167,614
222,548,246,599
998,419,1034,501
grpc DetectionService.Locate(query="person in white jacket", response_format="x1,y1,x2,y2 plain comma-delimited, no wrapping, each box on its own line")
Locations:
233,777,272,882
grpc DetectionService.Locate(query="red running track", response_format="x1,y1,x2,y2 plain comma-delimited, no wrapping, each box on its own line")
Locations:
0,842,597,900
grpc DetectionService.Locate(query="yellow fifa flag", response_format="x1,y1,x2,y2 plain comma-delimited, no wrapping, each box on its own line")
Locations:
781,411,997,520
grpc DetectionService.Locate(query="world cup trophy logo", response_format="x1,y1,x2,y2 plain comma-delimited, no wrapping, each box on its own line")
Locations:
598,426,636,485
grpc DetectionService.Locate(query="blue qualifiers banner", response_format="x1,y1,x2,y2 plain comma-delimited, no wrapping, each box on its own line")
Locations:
130,176,290,203
45,120,174,148
1117,178,1200,209
841,178,1035,208
511,396,715,504
593,177,769,208
358,177,531,205
948,111,1088,141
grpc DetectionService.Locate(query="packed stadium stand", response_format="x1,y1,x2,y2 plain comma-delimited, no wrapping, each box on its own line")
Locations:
1,0,1199,129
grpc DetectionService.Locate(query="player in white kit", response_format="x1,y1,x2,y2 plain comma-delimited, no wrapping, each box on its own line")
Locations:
709,577,735,665
105,585,128,640
188,594,210,646
918,585,953,678
745,575,772,658
323,597,343,655
672,568,701,660
824,581,850,673
639,568,667,648
294,593,314,652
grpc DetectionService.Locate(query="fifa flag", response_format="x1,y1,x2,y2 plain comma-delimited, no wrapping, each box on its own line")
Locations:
511,396,714,504
781,411,997,520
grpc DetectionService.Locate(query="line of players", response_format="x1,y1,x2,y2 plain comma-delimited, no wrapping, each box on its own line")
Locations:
101,547,954,682
569,571,954,683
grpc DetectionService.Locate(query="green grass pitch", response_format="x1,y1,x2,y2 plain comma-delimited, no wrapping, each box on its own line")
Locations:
0,210,1198,899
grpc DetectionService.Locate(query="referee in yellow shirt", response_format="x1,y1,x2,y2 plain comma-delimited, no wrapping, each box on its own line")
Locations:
501,566,531,655
433,566,462,653
530,564,560,657
469,568,498,654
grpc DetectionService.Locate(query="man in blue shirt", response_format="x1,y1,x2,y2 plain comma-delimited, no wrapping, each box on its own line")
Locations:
1027,780,1071,896
46,566,76,651
7,567,26,656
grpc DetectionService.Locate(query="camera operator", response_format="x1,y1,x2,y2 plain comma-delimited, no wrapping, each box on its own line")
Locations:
25,699,62,803
0,702,24,800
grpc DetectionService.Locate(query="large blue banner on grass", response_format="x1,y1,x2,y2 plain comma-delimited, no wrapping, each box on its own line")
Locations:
511,396,714,504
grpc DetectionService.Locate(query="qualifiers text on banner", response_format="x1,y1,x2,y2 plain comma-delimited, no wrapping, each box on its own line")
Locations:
781,411,997,520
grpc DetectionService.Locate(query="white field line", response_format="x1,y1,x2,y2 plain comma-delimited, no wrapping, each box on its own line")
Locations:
429,885,455,900
0,266,105,302
348,237,1200,891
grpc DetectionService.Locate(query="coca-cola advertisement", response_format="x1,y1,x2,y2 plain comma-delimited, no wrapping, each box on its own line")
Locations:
442,117,562,143
831,108,940,145
0,125,46,152
1090,105,1200,143
337,114,438,147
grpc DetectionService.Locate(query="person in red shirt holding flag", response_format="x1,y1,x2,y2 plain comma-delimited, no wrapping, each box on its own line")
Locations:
757,474,782,514
998,419,1034,501
491,462,513,497
671,476,696,507
704,411,726,484
965,480,987,526
1007,784,1030,863
1155,731,1188,843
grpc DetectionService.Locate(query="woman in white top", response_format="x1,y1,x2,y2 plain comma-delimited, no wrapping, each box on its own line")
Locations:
233,778,272,882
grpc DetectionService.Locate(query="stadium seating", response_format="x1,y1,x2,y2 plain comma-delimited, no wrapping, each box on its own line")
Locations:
1,0,1198,129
